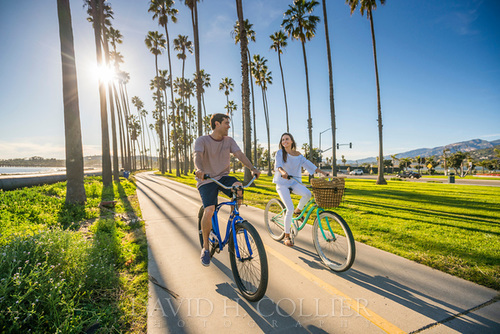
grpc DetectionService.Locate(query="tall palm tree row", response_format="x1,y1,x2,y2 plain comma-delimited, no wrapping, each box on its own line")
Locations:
57,0,86,204
84,0,112,187
145,30,166,173
173,34,193,174
282,0,320,163
347,0,387,185
149,0,181,176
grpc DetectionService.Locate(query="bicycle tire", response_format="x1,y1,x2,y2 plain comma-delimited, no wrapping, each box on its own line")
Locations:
312,211,355,272
197,205,218,257
264,198,286,241
229,221,268,302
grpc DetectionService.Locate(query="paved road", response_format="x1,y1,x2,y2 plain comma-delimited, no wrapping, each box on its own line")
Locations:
136,172,499,334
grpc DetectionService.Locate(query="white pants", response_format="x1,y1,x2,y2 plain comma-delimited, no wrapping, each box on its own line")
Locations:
276,182,311,233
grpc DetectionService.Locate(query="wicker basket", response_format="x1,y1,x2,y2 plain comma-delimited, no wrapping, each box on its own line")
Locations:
310,177,345,208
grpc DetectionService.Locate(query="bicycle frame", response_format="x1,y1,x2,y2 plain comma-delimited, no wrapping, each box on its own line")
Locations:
206,176,256,261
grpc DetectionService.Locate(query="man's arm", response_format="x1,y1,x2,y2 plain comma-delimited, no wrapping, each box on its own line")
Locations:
233,150,261,177
194,151,205,179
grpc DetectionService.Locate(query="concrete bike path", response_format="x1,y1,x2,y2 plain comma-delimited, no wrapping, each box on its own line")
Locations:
135,172,500,334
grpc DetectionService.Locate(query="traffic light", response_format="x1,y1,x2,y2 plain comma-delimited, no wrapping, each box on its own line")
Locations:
349,142,352,148
336,143,339,149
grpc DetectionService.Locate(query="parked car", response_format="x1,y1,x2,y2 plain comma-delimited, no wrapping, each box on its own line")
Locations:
349,169,364,175
397,171,421,179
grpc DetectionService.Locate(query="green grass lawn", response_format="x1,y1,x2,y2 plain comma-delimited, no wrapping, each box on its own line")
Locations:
159,171,500,290
0,176,147,333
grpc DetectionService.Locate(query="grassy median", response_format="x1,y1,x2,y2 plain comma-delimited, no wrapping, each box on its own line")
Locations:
0,176,147,333
159,171,500,291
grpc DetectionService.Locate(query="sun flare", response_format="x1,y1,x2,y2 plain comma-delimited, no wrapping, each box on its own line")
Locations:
92,64,116,83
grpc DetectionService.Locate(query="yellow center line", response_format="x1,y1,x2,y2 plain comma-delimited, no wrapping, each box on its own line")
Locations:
265,245,406,334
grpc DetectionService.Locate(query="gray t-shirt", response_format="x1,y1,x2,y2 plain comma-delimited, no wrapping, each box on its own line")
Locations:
194,135,241,187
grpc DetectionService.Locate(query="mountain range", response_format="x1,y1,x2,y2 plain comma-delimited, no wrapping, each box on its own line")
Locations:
351,139,500,164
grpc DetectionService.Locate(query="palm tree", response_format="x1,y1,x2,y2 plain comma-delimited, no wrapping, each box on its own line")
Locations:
251,54,273,176
182,0,203,136
195,69,211,132
145,30,166,173
159,69,172,172
233,19,257,168
131,96,147,169
321,0,338,176
116,71,133,171
149,0,180,175
270,30,290,132
225,100,238,172
219,77,234,109
84,0,112,186
282,0,320,163
236,0,253,184
57,0,86,204
347,0,387,184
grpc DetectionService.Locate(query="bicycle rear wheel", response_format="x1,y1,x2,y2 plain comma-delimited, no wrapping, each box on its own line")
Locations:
229,221,268,302
312,211,355,272
264,198,286,241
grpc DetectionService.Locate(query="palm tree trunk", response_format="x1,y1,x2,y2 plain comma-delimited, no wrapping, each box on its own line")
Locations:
57,0,86,204
192,0,203,137
301,40,313,161
277,51,289,133
92,0,112,186
163,90,172,173
322,0,337,176
236,0,252,184
164,25,180,176
263,89,272,176
107,82,120,181
369,9,386,185
113,84,125,170
248,50,257,167
120,84,132,171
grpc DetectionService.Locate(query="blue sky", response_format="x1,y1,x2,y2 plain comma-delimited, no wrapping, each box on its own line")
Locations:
0,0,499,163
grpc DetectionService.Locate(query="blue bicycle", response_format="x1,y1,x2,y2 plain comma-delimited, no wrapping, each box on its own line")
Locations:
197,175,268,302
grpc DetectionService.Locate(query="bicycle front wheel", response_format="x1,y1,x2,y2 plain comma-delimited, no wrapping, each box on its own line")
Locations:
264,198,286,241
229,221,268,302
312,211,355,272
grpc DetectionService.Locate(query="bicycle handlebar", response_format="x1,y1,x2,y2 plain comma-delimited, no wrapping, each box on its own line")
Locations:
203,174,257,190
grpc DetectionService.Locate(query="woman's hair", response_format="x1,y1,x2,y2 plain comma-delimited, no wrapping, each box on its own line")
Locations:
279,132,296,163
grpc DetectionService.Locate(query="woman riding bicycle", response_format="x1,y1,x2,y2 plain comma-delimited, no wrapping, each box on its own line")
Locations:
274,133,329,247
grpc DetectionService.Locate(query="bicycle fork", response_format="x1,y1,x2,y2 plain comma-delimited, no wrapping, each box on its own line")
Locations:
232,219,254,262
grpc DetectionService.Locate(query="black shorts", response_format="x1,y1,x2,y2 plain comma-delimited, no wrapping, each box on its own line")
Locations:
198,176,239,208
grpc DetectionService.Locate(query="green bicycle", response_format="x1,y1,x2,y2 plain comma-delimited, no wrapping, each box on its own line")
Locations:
264,176,355,272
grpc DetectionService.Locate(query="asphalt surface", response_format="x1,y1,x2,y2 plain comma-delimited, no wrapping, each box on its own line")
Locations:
136,171,500,334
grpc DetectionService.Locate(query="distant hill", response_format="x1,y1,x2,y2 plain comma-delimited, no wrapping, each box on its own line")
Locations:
351,139,499,164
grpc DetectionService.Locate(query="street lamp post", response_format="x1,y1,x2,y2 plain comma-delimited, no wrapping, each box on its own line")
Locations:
319,128,332,167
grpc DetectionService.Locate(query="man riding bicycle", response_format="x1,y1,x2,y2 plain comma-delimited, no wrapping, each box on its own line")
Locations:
194,113,260,266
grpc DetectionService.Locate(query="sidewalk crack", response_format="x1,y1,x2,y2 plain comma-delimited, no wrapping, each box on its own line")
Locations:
409,294,500,333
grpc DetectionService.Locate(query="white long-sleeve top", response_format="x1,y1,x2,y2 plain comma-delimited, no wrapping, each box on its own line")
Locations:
272,149,317,186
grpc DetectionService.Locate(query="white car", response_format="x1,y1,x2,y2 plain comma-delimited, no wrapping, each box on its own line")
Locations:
349,169,364,175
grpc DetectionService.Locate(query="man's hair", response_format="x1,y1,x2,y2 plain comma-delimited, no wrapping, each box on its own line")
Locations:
210,113,230,130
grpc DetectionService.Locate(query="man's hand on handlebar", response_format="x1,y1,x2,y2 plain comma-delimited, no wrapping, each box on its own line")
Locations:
195,170,205,180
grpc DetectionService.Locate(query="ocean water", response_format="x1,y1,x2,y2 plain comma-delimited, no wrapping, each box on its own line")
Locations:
0,167,65,175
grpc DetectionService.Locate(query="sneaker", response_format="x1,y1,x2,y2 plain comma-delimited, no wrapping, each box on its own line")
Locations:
200,249,211,267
